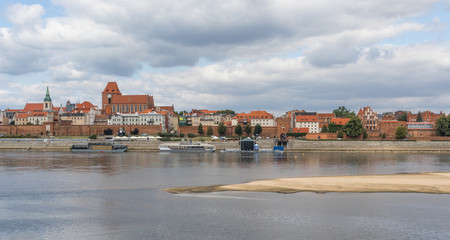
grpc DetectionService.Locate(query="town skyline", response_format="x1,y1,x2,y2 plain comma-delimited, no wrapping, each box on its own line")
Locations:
1,1,450,115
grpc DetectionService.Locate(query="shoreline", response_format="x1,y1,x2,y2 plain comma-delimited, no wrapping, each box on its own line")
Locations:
165,172,450,194
3,139,450,152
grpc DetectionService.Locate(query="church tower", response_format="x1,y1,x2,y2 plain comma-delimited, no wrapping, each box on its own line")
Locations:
43,86,53,111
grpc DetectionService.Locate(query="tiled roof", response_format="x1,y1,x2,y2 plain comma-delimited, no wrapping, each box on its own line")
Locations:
292,127,309,133
295,115,318,122
233,111,274,120
330,118,350,125
317,113,335,118
102,82,121,94
16,113,28,119
23,103,43,112
111,95,151,104
29,112,47,117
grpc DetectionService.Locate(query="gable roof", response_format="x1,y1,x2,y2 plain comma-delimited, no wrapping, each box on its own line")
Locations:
330,118,350,125
110,95,152,104
102,82,121,94
295,115,318,122
23,103,43,112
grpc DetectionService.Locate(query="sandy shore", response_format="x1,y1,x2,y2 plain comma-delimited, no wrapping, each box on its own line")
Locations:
165,172,450,194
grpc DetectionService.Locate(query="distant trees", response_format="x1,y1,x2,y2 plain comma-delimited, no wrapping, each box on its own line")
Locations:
435,116,450,136
342,117,365,138
395,126,408,139
398,112,407,121
333,106,356,118
218,122,227,136
235,124,242,136
321,125,328,133
244,124,252,136
416,111,423,122
216,110,236,115
206,126,213,136
254,124,262,136
198,123,204,135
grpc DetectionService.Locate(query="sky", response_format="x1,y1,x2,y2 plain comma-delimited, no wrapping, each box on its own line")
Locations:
1,0,450,116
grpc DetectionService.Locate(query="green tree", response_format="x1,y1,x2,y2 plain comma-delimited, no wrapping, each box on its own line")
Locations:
435,116,450,136
381,132,386,139
254,124,262,136
235,124,243,136
9,120,15,125
395,126,408,139
244,124,252,136
198,123,204,135
321,125,328,133
337,129,344,138
398,112,407,121
343,117,365,138
218,122,227,136
206,126,213,136
333,106,356,118
216,109,236,115
416,111,423,122
26,122,33,125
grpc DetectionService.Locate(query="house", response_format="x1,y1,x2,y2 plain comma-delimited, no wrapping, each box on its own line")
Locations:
232,111,275,127
358,106,379,131
295,115,319,133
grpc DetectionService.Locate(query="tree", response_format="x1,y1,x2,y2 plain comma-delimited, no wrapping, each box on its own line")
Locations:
244,124,252,136
254,124,262,136
321,125,328,133
198,123,204,135
435,116,450,136
337,129,344,139
104,128,113,135
9,120,15,125
416,111,423,122
206,126,213,136
235,124,243,136
216,109,236,115
398,112,407,121
333,106,356,118
131,128,139,135
381,132,386,139
218,122,227,136
342,117,365,138
395,126,408,139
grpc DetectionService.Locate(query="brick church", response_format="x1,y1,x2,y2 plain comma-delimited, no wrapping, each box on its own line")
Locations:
102,82,155,114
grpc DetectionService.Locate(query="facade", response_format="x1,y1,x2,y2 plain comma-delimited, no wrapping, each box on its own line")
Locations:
232,111,275,127
295,115,319,133
379,120,406,138
102,82,155,115
407,111,444,123
108,112,166,131
358,106,379,131
317,113,335,125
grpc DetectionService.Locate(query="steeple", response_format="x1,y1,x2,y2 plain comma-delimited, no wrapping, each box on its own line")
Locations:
43,86,53,111
44,86,52,102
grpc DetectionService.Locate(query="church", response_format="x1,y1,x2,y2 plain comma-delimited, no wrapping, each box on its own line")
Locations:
102,82,155,115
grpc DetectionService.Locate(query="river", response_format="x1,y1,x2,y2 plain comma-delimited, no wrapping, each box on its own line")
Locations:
1,151,449,239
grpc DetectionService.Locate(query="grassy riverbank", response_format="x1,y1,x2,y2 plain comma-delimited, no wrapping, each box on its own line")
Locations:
165,172,450,194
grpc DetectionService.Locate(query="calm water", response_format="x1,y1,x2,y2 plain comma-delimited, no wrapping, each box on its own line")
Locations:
0,151,449,239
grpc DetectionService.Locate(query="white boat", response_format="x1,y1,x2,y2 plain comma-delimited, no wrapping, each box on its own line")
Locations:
159,142,216,152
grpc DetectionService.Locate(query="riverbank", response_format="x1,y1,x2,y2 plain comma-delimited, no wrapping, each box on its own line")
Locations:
3,139,450,152
165,172,450,194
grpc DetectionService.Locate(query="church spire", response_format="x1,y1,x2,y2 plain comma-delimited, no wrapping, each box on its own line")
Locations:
44,86,52,102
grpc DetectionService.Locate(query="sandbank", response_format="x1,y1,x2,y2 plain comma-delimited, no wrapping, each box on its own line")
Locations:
165,172,450,194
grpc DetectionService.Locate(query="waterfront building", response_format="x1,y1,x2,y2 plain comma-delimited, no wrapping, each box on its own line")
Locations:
407,111,444,123
102,82,155,115
231,111,275,127
295,115,319,133
379,120,407,138
108,111,166,131
358,106,379,131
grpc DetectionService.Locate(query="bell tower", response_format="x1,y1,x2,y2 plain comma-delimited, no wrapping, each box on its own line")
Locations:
43,86,53,111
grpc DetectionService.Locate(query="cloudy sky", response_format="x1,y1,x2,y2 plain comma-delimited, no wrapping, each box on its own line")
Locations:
1,0,450,115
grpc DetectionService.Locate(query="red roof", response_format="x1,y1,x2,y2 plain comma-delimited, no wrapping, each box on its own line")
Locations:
295,115,318,122
23,103,43,112
233,111,274,120
330,118,350,125
317,113,335,118
16,113,28,119
110,95,152,104
102,82,121,94
29,112,47,117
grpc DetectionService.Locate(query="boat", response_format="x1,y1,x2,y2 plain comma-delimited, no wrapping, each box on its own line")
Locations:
71,142,128,152
159,142,216,152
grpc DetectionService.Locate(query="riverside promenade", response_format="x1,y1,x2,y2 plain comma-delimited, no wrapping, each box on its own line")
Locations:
2,139,450,152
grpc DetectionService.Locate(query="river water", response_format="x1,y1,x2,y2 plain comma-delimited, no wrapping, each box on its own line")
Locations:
0,151,449,239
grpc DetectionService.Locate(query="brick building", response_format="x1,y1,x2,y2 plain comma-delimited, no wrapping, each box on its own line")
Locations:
358,106,379,131
102,82,154,115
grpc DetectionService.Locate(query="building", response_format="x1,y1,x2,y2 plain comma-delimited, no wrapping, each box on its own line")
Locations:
407,111,444,123
379,120,406,138
317,113,335,125
108,112,166,131
102,82,154,115
358,106,379,131
295,115,319,133
232,111,275,127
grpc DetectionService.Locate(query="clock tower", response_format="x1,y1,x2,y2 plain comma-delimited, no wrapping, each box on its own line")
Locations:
102,82,122,110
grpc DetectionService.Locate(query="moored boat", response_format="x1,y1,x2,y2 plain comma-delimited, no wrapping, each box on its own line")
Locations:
159,142,216,152
71,142,128,152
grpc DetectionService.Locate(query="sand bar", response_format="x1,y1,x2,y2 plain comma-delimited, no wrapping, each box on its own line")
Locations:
165,172,450,194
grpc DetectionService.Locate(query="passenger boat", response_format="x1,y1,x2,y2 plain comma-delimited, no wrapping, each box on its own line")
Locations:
159,142,216,152
71,142,128,152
